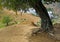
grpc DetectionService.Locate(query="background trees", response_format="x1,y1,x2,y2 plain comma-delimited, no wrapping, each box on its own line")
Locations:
1,0,29,15
2,16,12,26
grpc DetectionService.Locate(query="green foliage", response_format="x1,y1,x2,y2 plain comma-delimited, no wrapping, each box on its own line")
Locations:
0,23,5,28
0,20,5,28
0,0,29,15
0,0,60,11
2,16,12,26
0,0,2,9
37,21,41,26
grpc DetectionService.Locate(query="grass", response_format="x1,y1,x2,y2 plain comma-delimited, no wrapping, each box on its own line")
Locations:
0,22,5,28
0,18,27,28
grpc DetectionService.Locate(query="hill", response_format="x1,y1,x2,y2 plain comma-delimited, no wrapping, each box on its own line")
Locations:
0,9,40,27
0,9,60,42
0,23,60,42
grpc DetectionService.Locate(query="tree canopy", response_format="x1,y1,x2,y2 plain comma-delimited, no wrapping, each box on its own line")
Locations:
0,0,60,11
0,0,60,8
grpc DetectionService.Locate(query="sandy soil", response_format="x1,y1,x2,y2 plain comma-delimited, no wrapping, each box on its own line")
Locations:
0,23,60,42
0,10,60,42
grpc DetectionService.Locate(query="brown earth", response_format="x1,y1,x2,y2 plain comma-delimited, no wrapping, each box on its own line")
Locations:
0,9,40,26
0,23,60,42
0,9,60,42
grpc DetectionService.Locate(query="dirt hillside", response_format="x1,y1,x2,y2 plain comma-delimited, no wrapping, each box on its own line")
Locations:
0,9,60,42
0,23,60,42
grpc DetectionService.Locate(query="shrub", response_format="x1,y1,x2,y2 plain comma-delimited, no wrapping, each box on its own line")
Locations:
2,16,12,26
37,21,41,26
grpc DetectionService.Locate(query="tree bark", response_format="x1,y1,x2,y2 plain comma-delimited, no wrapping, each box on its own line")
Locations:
33,1,54,32
6,23,9,26
15,10,18,15
21,12,22,16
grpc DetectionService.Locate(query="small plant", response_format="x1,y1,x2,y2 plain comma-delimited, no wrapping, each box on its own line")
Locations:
2,16,12,26
37,21,41,26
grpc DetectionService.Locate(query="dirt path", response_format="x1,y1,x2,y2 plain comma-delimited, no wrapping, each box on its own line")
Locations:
0,24,60,42
0,24,37,42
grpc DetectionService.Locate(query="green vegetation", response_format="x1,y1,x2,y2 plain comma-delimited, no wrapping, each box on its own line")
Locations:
0,0,60,32
2,16,12,26
0,21,5,28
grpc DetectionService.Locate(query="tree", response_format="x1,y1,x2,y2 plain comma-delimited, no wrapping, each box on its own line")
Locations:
2,16,12,26
0,0,2,9
1,0,29,15
20,3,29,16
0,0,60,33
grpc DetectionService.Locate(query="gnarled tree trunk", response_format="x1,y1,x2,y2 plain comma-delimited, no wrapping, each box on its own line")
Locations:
33,1,54,33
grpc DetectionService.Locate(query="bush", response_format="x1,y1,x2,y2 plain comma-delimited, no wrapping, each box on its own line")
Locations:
37,21,41,26
2,16,12,26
